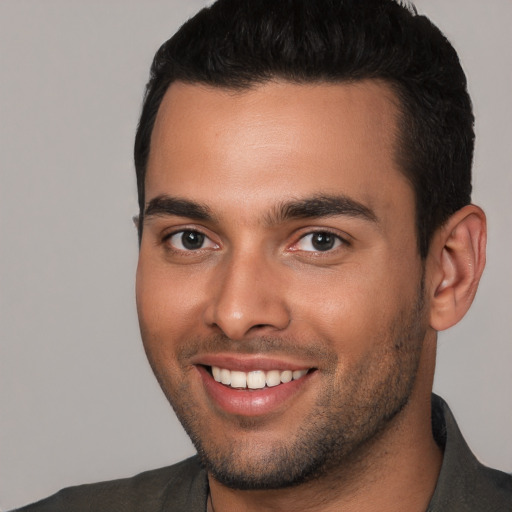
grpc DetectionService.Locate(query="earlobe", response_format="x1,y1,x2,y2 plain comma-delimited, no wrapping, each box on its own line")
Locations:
428,205,486,331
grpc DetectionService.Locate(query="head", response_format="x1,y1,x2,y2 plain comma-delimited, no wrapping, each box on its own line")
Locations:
134,0,485,493
135,0,474,258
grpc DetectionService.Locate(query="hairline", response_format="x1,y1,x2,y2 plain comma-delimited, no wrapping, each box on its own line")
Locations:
138,75,423,254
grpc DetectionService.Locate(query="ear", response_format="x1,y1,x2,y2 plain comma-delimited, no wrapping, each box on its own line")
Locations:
132,215,140,230
427,205,486,331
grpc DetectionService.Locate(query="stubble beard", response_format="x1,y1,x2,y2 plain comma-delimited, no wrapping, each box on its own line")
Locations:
146,286,427,491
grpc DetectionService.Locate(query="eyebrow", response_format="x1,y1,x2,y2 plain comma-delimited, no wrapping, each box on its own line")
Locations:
143,193,378,226
144,195,214,222
265,194,378,225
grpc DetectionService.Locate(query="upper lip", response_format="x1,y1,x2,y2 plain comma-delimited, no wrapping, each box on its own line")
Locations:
190,353,316,372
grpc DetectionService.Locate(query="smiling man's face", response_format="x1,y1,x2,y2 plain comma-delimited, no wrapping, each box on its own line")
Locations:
136,80,433,489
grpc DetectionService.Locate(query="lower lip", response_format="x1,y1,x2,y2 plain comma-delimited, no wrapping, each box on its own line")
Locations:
197,366,313,417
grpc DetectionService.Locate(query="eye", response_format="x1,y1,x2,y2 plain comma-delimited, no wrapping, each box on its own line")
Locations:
166,230,218,251
294,231,344,252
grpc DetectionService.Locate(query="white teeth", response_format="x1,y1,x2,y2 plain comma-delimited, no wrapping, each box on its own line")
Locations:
293,369,308,380
280,370,292,383
220,368,231,385
266,370,281,387
212,366,221,382
247,371,266,389
230,371,247,389
211,366,309,389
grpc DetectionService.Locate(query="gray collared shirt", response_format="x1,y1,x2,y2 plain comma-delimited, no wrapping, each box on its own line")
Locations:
427,394,512,511
13,395,512,511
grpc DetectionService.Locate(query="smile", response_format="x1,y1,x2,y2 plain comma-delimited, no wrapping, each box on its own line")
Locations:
196,361,316,416
211,366,309,389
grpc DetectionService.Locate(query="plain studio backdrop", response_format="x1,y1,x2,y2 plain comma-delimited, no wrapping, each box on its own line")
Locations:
1,1,511,509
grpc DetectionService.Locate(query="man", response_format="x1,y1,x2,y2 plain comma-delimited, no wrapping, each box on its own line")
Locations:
13,0,512,510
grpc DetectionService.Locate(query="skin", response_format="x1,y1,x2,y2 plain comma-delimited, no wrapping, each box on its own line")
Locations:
136,80,486,511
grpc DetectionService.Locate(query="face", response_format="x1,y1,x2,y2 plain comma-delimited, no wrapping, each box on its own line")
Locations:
136,80,429,489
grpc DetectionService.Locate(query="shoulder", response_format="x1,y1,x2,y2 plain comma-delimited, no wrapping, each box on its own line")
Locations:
430,461,512,512
429,395,512,511
11,456,208,512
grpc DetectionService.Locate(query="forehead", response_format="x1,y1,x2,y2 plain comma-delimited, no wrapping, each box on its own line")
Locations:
146,80,413,224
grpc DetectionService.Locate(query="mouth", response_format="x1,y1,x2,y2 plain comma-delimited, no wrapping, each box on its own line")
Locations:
195,361,317,417
209,365,311,390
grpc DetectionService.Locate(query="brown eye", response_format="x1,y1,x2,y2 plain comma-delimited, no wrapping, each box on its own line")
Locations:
295,232,343,252
311,232,336,251
181,231,205,250
167,230,218,251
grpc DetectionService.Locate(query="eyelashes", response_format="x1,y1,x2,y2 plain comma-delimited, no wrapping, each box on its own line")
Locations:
290,231,345,252
166,230,219,251
163,228,349,255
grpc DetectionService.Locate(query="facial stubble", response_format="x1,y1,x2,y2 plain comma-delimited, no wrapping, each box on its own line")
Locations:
143,285,427,491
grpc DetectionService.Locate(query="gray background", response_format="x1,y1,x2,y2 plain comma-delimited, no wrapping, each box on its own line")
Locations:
1,1,510,509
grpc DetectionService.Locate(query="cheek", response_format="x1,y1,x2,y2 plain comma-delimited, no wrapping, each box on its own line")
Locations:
294,286,386,359
289,257,419,353
136,257,206,351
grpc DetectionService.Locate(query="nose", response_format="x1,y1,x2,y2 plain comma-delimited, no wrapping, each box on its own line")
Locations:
203,251,291,340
